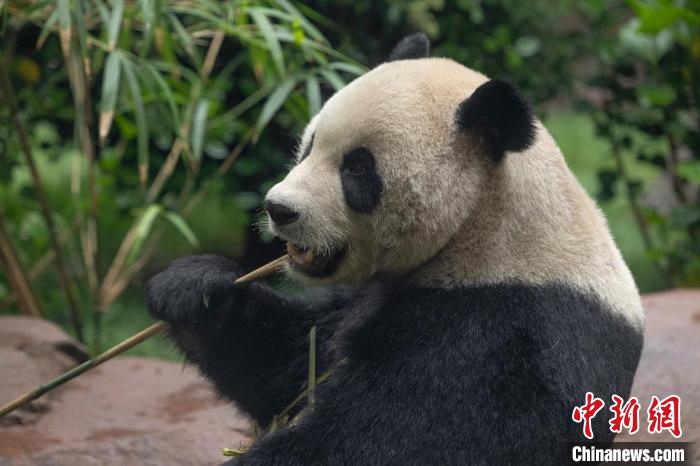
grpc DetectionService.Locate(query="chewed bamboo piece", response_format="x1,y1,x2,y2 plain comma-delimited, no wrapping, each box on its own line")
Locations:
0,255,288,418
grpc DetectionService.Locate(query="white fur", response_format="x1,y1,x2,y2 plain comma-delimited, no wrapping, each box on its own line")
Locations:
265,58,644,327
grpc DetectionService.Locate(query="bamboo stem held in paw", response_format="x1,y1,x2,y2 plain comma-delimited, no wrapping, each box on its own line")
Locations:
0,255,288,419
233,255,288,284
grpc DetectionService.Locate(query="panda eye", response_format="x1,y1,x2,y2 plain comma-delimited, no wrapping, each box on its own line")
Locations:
346,160,368,176
342,148,375,176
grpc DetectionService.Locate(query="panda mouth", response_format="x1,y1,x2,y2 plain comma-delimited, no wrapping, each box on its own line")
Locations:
286,242,345,277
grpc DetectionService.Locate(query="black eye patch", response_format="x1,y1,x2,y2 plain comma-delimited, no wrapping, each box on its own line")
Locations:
300,133,315,161
341,148,383,214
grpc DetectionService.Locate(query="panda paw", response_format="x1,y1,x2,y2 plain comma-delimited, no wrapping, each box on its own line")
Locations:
146,254,244,326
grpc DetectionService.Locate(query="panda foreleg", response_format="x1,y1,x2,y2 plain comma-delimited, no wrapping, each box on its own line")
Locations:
146,254,349,425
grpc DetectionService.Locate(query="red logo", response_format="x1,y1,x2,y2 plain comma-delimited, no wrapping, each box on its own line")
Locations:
647,395,682,438
572,393,682,439
609,394,640,435
572,392,605,440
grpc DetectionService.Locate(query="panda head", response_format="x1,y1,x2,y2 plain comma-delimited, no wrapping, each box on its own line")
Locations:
265,33,536,286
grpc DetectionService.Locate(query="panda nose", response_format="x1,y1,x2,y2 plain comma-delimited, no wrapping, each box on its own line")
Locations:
266,200,299,226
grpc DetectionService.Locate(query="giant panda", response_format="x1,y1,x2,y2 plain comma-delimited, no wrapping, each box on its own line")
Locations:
147,33,644,465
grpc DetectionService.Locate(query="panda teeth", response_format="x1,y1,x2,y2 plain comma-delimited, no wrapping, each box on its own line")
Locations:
287,241,316,267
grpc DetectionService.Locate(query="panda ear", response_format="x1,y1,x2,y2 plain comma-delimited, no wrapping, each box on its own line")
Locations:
457,79,536,161
387,33,430,62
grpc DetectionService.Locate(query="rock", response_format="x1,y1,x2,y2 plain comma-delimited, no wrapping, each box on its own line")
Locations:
0,317,251,465
0,290,698,464
0,316,88,426
616,289,700,463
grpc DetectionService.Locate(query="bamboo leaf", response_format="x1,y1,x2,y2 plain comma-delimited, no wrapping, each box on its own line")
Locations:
107,0,124,51
161,211,199,248
126,205,162,266
93,0,110,26
139,0,157,55
122,61,149,185
156,23,177,65
249,8,285,77
208,85,271,130
247,7,293,22
254,76,296,141
36,8,59,49
171,6,223,25
275,0,327,43
305,73,321,117
0,2,6,35
56,0,71,55
191,99,209,163
13,0,53,16
167,11,197,62
319,68,345,91
328,61,365,76
297,38,364,68
171,6,265,49
142,63,180,128
99,52,122,144
73,0,90,69
227,84,271,119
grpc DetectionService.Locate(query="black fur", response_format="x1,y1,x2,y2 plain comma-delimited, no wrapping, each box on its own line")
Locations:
457,79,536,161
340,147,383,214
388,33,430,62
299,133,314,161
147,255,352,423
147,256,643,465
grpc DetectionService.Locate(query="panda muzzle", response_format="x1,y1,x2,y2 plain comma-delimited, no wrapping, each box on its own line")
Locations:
286,241,345,276
287,242,316,268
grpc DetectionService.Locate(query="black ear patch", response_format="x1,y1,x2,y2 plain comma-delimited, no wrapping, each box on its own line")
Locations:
457,79,536,161
388,33,430,62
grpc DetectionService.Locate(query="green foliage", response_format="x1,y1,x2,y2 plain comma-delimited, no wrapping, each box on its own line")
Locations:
0,0,362,347
545,112,662,292
1,0,697,358
586,0,700,286
304,0,630,104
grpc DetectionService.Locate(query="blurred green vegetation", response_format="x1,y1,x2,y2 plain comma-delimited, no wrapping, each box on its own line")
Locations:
545,112,661,292
0,0,698,358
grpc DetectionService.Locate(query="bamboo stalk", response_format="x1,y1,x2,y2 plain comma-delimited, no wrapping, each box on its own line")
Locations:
0,255,287,419
0,207,43,317
146,31,225,203
0,321,166,418
96,126,255,311
307,326,317,410
96,35,250,311
0,58,84,341
273,359,343,424
97,128,256,311
61,21,100,298
0,215,80,310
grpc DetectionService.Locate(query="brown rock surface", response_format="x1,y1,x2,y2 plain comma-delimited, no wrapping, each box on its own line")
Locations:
0,317,251,465
616,289,700,463
0,290,698,464
0,316,89,426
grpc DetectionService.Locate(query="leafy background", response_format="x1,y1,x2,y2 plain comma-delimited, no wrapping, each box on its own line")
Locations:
0,0,698,358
